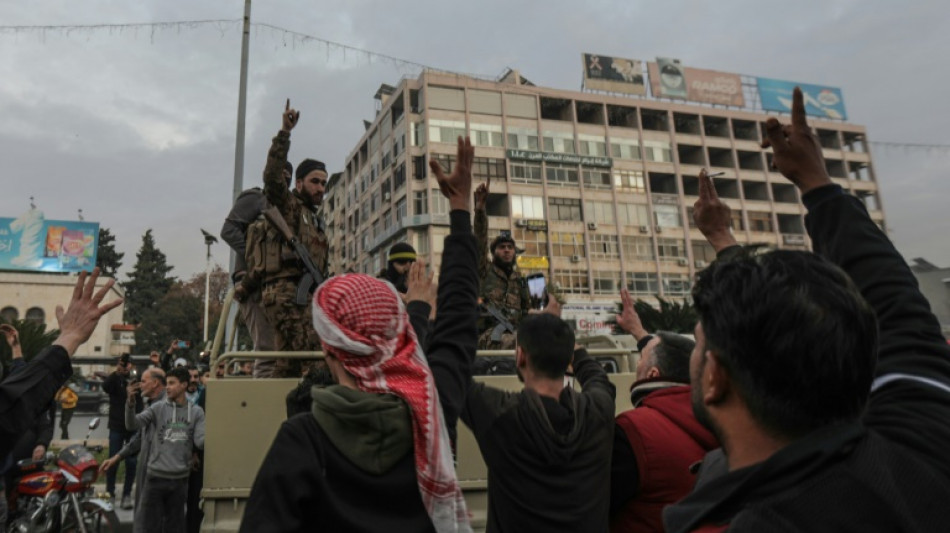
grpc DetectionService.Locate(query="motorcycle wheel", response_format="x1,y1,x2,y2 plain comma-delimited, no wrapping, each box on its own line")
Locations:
60,501,120,533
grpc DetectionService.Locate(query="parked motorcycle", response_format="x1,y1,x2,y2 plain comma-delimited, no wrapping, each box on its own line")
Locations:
8,417,119,533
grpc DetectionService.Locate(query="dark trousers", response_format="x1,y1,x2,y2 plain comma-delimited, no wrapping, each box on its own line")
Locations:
107,429,137,497
60,407,74,439
186,457,204,533
142,476,187,533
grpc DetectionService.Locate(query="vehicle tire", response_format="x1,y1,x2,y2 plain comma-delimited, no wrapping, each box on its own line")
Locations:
60,501,120,533
98,402,110,416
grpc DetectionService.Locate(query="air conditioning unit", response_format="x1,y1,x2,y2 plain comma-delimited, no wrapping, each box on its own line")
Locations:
383,192,391,201
515,219,528,227
695,260,708,268
655,226,663,233
677,258,689,267
570,255,582,263
639,225,650,234
587,222,598,231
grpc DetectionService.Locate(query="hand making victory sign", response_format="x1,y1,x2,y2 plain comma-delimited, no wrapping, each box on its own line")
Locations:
430,136,475,212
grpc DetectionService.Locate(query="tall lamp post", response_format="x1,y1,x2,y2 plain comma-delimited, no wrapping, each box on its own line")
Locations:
200,229,219,345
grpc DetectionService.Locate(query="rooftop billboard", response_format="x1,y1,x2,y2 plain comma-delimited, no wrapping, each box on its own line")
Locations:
581,53,647,96
0,209,99,273
756,77,847,120
647,59,745,106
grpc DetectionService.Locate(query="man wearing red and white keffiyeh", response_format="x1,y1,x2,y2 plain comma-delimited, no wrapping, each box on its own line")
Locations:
312,273,470,532
241,136,479,533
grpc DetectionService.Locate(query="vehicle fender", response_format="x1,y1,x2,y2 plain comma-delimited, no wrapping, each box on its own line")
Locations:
83,497,115,512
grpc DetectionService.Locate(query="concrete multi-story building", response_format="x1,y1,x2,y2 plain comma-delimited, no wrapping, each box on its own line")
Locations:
323,68,883,329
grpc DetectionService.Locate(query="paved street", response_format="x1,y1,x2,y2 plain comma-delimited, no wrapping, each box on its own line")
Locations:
52,411,111,443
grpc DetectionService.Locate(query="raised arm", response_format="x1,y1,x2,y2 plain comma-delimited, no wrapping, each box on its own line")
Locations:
425,137,479,435
766,87,950,475
263,100,298,212
474,181,490,281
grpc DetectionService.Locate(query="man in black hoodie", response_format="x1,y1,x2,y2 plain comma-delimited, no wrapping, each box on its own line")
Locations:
462,311,616,531
663,88,950,532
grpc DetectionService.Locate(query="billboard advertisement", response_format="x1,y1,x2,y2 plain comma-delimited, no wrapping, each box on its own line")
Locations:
582,53,647,96
0,209,99,273
647,60,745,106
756,77,847,120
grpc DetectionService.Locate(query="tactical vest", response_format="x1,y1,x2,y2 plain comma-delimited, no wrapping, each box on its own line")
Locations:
244,199,327,288
479,264,529,326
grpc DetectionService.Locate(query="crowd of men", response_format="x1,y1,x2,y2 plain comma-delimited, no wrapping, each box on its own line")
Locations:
2,87,950,532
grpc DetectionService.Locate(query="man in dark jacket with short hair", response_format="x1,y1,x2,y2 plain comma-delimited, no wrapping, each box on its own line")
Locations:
102,352,142,508
663,88,950,532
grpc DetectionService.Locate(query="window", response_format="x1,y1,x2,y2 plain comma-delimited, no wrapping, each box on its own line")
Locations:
0,306,17,323
382,209,392,231
542,131,575,153
360,200,369,224
578,134,607,157
415,229,429,255
618,203,650,227
613,170,646,193
510,162,542,184
661,274,692,296
584,201,615,224
626,272,659,296
643,140,672,162
504,93,538,119
469,89,502,115
551,232,585,258
428,86,465,111
692,242,717,264
555,269,590,295
653,204,682,228
583,169,612,189
411,122,425,146
545,164,579,186
430,154,455,176
431,189,450,215
381,150,391,171
748,211,774,232
621,236,655,261
470,123,503,147
610,139,641,160
512,227,549,257
429,119,466,144
511,195,545,219
473,158,507,182
589,234,620,260
393,163,406,191
393,133,405,157
506,127,540,150
413,190,428,215
548,197,583,221
656,238,686,262
395,197,407,224
593,271,621,295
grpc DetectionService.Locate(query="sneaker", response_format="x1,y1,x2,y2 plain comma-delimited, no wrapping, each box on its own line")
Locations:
121,495,133,510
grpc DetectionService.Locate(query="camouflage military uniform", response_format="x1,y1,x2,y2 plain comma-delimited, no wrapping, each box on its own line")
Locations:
259,130,329,377
475,207,531,350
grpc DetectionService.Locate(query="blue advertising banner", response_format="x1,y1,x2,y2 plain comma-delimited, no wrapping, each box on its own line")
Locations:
0,210,99,273
756,77,847,120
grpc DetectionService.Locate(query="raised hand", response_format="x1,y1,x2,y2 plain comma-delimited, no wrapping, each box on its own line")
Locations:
405,258,435,305
616,288,648,340
693,168,737,252
474,179,490,212
282,98,300,133
761,87,832,193
0,324,19,348
430,136,474,211
54,268,124,357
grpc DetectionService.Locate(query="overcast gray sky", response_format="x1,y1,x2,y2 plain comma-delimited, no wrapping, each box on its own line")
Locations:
1,0,948,279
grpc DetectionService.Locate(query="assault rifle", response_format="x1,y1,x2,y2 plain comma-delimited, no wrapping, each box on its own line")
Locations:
262,206,325,305
484,303,516,343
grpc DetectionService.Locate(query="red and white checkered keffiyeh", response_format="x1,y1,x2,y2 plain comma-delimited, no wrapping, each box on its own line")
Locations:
312,274,471,533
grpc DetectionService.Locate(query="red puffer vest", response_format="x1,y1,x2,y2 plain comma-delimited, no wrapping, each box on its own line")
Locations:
611,385,719,533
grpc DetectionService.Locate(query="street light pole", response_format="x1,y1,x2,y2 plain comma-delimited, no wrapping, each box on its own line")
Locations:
201,230,219,345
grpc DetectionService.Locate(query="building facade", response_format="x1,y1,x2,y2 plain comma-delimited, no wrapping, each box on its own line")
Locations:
324,69,884,324
0,271,128,359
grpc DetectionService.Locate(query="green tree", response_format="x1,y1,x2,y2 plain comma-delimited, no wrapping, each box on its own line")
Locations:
123,229,175,326
612,295,698,335
95,227,124,278
0,318,59,376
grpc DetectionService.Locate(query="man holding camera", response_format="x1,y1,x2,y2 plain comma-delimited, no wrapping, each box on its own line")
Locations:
102,353,142,509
